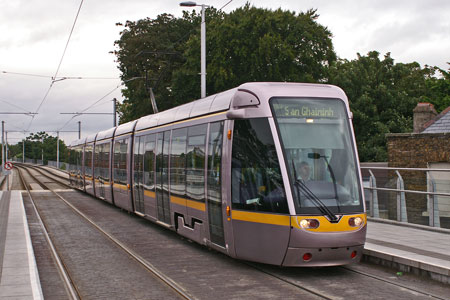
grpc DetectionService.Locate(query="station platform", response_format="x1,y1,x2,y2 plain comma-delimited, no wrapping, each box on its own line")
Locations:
364,218,450,284
0,191,43,299
0,190,448,299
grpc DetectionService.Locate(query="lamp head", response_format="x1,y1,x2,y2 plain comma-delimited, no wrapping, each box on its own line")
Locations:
180,1,197,6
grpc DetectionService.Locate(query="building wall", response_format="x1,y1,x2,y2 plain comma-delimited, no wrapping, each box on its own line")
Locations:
386,132,450,225
387,133,450,168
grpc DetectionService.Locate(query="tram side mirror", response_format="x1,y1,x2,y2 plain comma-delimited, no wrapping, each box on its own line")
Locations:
308,153,321,159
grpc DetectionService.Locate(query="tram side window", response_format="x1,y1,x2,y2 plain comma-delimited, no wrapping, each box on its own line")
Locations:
98,143,107,182
114,139,128,185
102,143,110,182
68,148,76,174
207,122,223,203
231,118,288,214
144,134,156,191
76,146,83,187
170,128,187,198
77,147,82,172
85,145,93,178
208,121,224,245
94,144,101,179
186,124,207,202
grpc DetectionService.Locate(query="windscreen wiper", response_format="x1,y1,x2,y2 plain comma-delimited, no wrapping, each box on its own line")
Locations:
291,159,338,223
295,179,339,223
308,152,341,213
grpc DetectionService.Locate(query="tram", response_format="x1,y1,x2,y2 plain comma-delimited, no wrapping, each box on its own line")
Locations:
68,82,366,266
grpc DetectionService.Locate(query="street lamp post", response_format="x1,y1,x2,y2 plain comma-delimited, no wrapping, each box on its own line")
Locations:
180,1,209,98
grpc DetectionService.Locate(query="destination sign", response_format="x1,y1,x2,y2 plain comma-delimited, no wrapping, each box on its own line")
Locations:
271,99,345,119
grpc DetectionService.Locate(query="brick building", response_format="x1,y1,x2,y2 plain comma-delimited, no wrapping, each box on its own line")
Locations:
386,103,450,227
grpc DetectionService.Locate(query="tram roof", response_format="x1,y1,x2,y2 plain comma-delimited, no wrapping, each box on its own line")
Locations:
115,120,137,137
135,82,348,132
135,88,237,132
236,82,348,104
86,133,98,144
69,137,86,147
96,127,116,142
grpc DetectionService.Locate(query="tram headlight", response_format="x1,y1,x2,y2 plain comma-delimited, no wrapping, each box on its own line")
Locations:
299,219,320,229
348,216,364,227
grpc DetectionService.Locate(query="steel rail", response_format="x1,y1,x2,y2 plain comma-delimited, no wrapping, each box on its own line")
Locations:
340,266,448,300
15,165,49,190
0,175,6,190
15,165,81,300
244,262,333,300
25,164,196,300
27,164,70,183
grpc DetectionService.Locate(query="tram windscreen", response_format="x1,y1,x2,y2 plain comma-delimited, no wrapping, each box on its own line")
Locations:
271,98,363,215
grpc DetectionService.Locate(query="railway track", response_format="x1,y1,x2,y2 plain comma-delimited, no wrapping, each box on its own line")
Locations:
17,164,450,299
244,261,449,300
16,165,79,299
0,175,6,190
16,164,194,300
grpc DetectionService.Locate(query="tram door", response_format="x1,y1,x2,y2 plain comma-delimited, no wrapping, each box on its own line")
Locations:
155,131,171,225
207,122,225,247
133,136,145,215
229,118,291,265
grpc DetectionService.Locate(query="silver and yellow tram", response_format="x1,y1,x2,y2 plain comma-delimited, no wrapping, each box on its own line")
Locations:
68,82,366,267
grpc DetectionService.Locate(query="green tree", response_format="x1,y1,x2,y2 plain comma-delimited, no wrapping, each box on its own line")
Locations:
422,65,450,112
114,4,336,123
173,5,336,101
17,132,68,164
329,51,431,161
113,11,209,123
5,143,22,160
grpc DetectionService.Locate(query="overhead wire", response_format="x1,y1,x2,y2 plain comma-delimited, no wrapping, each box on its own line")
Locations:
51,0,85,83
26,0,85,132
1,70,119,80
57,76,145,131
1,71,50,78
57,82,120,131
0,99,32,113
28,0,234,135
219,0,234,10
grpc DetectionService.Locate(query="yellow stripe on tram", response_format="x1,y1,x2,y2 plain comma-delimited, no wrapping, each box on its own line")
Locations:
186,199,206,212
170,196,206,212
113,183,128,191
231,210,291,226
144,190,156,198
170,195,187,207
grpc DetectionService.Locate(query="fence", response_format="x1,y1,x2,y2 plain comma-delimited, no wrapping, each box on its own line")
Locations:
47,160,68,170
361,165,450,229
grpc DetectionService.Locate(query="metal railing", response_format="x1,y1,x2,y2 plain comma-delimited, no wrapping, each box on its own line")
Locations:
361,166,450,228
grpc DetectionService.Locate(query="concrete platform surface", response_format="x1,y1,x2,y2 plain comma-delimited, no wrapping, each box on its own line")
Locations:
365,218,450,284
0,191,43,300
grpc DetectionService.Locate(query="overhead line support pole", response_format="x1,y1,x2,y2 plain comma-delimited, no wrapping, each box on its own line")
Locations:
57,131,60,169
200,4,206,98
113,98,117,127
1,121,4,175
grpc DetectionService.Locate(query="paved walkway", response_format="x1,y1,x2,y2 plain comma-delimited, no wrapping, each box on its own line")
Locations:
365,218,450,284
0,191,43,300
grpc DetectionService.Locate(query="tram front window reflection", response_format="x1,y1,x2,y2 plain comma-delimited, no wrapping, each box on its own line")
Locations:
271,98,363,215
231,118,289,214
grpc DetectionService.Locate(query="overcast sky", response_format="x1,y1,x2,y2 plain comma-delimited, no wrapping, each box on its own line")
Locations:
1,0,449,146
